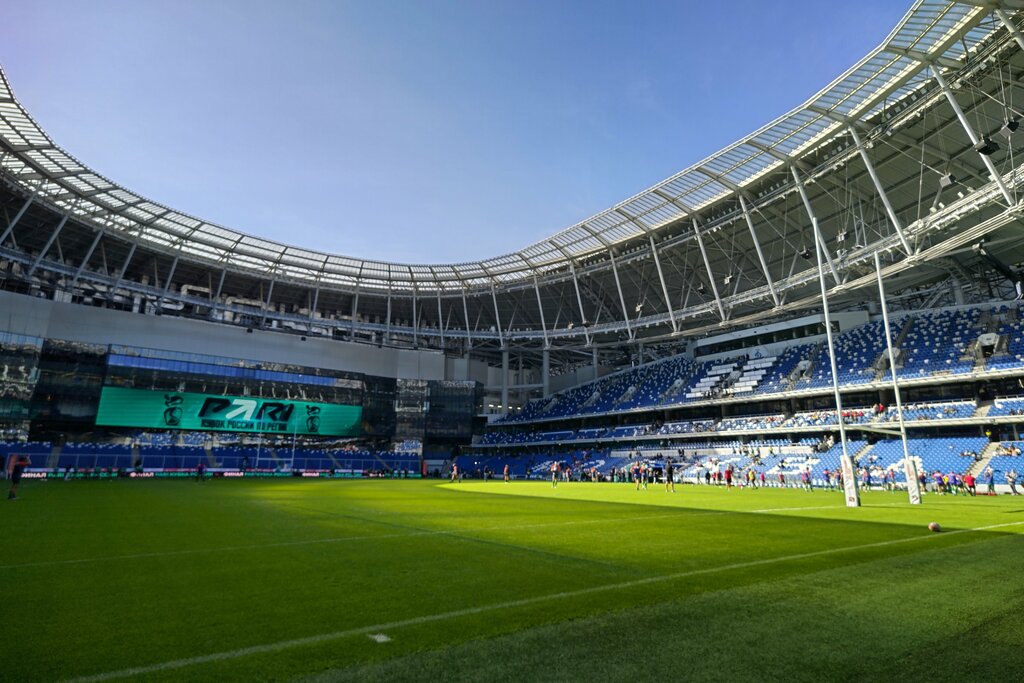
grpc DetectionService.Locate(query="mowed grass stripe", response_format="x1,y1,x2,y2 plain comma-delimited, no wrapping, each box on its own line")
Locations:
7,480,1020,681
2,499,847,573
300,532,1024,683
62,518,1024,683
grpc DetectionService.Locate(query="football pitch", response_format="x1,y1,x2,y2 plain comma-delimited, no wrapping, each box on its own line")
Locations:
4,479,1023,682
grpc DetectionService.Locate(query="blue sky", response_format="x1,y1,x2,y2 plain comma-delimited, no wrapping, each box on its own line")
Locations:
2,0,910,264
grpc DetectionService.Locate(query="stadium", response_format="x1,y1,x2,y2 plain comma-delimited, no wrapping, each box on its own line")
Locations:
2,1,1024,680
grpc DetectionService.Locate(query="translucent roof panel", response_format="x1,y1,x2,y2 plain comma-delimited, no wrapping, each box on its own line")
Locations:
0,1,1002,291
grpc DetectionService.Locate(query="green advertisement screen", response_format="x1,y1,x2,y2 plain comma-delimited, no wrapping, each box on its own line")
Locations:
96,386,362,437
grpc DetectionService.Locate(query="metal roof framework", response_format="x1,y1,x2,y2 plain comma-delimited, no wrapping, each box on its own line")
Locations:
0,1,1010,292
3,1,1024,369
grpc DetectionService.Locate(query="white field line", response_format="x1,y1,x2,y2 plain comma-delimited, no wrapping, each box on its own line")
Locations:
62,519,1024,683
0,503,843,571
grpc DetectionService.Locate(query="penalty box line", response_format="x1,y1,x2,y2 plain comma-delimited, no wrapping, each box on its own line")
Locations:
62,519,1024,683
0,503,842,571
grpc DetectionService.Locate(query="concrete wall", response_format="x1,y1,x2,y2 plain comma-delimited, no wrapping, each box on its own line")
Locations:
0,291,445,380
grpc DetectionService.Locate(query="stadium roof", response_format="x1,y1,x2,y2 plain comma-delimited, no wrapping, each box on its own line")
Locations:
0,1,1012,293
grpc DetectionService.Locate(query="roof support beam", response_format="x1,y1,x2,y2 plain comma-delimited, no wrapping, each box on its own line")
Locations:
737,195,780,307
349,284,359,339
882,46,961,70
107,241,138,296
790,166,841,285
491,285,504,348
71,229,106,286
155,252,181,310
929,63,1015,206
692,218,726,321
259,278,276,328
533,276,549,348
461,290,473,349
648,234,678,332
569,261,592,346
27,212,69,278
608,249,634,338
436,290,446,348
411,280,419,348
213,268,227,302
349,262,363,338
308,285,320,327
995,7,1024,53
847,125,914,256
0,193,34,246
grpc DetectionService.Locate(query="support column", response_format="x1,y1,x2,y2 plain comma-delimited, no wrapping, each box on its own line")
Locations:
211,268,228,319
875,252,922,505
461,290,472,349
309,285,320,332
437,291,445,348
533,276,549,348
259,278,276,327
592,346,599,382
72,230,105,285
570,261,591,346
692,219,726,320
108,241,138,295
0,194,34,246
648,234,677,332
812,219,860,507
349,284,359,339
491,285,504,347
848,126,913,256
542,348,550,398
501,349,510,415
28,214,70,277
738,195,780,307
791,167,840,284
995,8,1024,53
608,250,633,337
214,268,227,301
930,64,1014,205
155,253,181,310
412,285,419,347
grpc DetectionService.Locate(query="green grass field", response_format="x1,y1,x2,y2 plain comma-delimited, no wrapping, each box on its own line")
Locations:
3,478,1023,682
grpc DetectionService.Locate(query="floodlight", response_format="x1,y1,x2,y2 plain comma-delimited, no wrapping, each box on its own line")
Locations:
973,136,999,156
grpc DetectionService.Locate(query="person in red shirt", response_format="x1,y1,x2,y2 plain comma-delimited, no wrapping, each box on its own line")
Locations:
724,465,733,489
503,463,510,483
963,472,976,496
